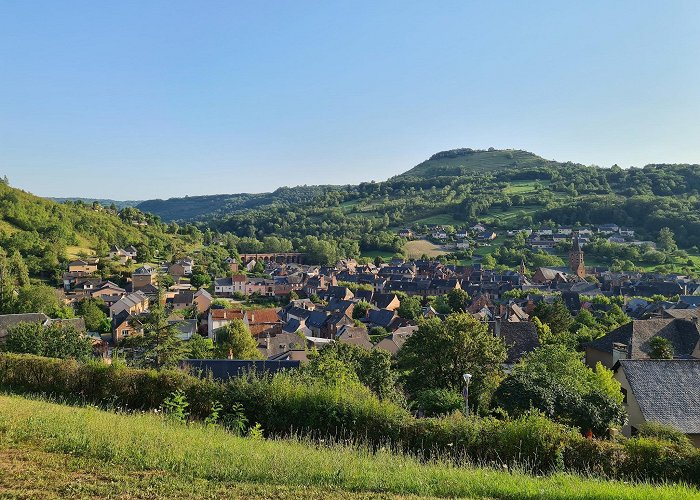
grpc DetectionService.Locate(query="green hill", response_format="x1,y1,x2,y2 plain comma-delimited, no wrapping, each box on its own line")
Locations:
395,148,571,179
0,180,187,277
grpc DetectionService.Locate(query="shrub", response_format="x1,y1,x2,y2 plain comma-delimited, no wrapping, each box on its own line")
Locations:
413,388,464,417
0,353,698,485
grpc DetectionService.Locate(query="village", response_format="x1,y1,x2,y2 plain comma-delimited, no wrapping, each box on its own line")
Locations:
0,226,692,446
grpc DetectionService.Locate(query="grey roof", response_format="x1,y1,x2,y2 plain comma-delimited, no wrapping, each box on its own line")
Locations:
46,317,87,333
586,319,700,360
133,265,155,275
498,322,539,364
0,313,50,338
368,308,396,328
619,359,700,434
214,277,233,287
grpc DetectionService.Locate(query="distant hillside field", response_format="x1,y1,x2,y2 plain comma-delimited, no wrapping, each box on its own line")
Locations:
0,395,694,500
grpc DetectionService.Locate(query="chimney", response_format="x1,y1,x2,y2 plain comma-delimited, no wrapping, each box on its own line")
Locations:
612,342,628,365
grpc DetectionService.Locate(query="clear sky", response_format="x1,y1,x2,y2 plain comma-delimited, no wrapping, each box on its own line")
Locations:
2,1,700,200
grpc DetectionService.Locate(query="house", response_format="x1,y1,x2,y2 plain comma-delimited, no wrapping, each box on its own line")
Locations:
257,331,307,359
170,291,194,310
207,308,246,340
131,265,157,291
532,267,569,285
478,231,497,241
246,278,275,297
224,257,239,273
585,318,700,369
336,325,373,349
0,313,50,341
169,319,198,340
614,359,700,446
89,281,126,301
214,277,234,296
246,308,283,337
367,308,398,330
374,325,417,355
109,245,137,262
109,291,149,318
598,223,620,234
68,259,99,274
373,293,401,311
494,321,539,366
111,310,143,342
168,259,193,280
619,227,635,237
399,228,414,239
193,289,212,314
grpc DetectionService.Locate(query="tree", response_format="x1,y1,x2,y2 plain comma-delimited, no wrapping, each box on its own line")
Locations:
492,345,625,435
4,322,92,360
190,272,211,288
657,227,677,253
158,273,175,289
75,298,108,332
397,313,506,413
352,300,371,319
397,295,421,320
447,288,470,312
186,334,214,359
214,319,260,359
533,299,574,337
118,295,187,369
14,284,72,318
649,337,674,359
305,342,399,400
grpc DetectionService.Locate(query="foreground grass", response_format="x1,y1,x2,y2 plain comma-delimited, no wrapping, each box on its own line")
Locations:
0,395,697,499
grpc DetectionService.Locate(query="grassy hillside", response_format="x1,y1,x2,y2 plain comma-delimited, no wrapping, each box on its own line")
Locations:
395,148,572,179
0,181,187,276
0,394,695,499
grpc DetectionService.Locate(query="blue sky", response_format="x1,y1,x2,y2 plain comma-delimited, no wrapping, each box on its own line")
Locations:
2,1,700,199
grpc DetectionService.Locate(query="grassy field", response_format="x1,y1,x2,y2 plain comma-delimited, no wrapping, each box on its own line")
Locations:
0,395,696,499
405,239,447,259
408,214,464,226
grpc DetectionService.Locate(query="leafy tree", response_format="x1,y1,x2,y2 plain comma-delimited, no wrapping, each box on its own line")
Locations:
657,227,677,253
492,345,625,435
75,298,108,332
649,337,674,359
190,272,211,288
14,284,73,318
447,288,470,312
305,342,399,400
413,388,463,417
352,300,371,319
397,313,506,413
533,299,574,337
158,273,175,289
252,260,265,274
186,334,214,359
3,322,92,360
214,319,261,359
397,295,421,320
118,295,187,369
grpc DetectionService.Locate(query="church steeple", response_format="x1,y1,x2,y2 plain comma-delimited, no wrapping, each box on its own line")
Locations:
519,258,527,275
569,235,585,278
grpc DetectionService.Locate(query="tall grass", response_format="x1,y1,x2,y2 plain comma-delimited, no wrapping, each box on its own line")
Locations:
0,394,697,499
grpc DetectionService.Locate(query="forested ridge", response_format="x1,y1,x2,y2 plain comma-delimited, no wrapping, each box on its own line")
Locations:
126,149,700,261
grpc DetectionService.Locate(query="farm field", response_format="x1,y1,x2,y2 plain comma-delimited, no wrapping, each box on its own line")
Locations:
0,395,695,500
405,239,447,259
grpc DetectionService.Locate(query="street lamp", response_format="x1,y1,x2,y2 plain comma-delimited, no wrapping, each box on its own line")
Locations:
462,373,472,416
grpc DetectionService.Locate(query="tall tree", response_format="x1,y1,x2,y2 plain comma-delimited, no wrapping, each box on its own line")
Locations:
4,322,92,360
397,313,506,412
214,319,260,359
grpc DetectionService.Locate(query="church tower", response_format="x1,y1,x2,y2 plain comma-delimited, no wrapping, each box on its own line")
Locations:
569,235,586,279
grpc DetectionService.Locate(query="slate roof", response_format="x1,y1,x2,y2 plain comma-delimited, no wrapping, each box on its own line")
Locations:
0,313,49,338
586,319,700,359
498,322,540,364
618,359,700,434
368,308,396,328
336,326,373,349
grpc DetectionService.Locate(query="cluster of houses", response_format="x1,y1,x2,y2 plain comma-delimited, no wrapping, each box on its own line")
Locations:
402,222,655,253
4,240,699,446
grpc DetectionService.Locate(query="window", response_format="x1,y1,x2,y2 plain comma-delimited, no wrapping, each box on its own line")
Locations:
621,388,628,404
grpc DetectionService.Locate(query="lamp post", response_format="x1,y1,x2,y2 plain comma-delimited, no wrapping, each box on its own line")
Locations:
462,373,472,416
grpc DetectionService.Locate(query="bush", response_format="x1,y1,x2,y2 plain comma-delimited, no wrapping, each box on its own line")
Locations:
0,353,698,484
413,388,464,417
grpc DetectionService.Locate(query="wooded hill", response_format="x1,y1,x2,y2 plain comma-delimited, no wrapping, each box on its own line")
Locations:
0,180,191,278
125,149,700,258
